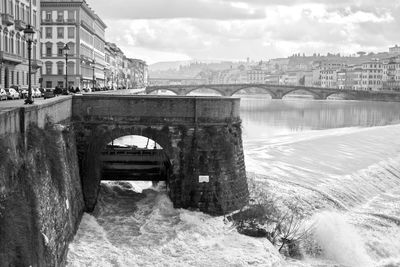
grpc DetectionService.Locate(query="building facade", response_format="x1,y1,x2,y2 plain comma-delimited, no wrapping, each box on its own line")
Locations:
361,61,383,91
0,0,41,90
40,0,106,89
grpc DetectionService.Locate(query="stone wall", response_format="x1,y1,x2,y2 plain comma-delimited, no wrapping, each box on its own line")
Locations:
0,123,84,266
168,122,249,214
73,95,248,215
0,97,84,266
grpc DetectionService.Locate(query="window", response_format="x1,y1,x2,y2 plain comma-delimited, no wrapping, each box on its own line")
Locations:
20,4,25,21
68,10,74,20
15,1,19,20
46,43,52,57
68,27,74,38
45,62,52,75
16,72,19,85
57,62,64,75
57,27,64,38
16,38,20,55
4,34,8,52
10,36,13,54
33,11,37,27
46,11,52,21
58,47,63,56
25,7,29,23
57,11,64,21
46,81,52,88
8,0,13,15
45,27,52,38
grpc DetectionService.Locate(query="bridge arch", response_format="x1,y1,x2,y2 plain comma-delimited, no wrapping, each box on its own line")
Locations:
78,125,175,211
147,88,179,95
324,91,356,100
281,88,323,99
230,85,278,98
186,87,225,96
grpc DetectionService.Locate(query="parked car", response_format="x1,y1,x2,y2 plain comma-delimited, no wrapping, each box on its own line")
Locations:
10,85,22,98
43,88,55,99
20,87,28,98
5,88,20,100
33,88,42,98
0,88,7,101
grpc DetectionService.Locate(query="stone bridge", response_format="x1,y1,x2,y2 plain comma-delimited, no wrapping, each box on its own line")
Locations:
72,95,249,215
146,83,400,101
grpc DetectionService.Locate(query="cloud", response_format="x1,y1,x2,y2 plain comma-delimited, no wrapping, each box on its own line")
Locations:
88,0,265,20
86,0,400,63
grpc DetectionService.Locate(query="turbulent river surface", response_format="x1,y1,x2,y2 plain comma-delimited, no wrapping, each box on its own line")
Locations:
67,96,400,267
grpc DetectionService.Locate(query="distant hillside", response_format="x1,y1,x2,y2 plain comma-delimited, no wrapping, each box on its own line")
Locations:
149,61,191,72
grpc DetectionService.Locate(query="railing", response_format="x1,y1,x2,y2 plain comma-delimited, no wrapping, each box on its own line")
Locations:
0,51,23,64
1,13,14,26
14,19,26,31
42,18,76,24
32,59,43,68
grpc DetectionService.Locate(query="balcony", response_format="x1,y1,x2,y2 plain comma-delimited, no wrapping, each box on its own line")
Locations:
2,13,14,26
0,51,23,64
81,20,94,33
32,59,43,69
14,20,26,31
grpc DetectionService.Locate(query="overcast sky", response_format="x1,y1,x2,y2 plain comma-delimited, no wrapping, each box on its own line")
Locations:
86,0,400,64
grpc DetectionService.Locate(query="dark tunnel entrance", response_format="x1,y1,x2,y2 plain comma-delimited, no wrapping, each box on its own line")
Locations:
100,135,172,187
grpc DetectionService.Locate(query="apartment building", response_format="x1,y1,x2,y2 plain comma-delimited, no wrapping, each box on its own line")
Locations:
361,61,383,91
128,58,148,88
0,0,41,89
40,0,107,89
382,57,400,91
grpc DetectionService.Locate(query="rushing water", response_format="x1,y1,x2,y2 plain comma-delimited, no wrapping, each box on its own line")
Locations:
67,96,400,267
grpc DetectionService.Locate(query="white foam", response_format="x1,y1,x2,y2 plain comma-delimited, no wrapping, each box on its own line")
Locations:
311,211,373,267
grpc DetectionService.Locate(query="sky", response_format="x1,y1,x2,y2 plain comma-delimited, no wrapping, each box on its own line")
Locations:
86,0,400,64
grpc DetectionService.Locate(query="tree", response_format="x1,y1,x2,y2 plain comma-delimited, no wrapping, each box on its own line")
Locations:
357,51,366,57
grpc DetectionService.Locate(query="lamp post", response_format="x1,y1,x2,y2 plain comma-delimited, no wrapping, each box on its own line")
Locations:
24,25,35,105
62,44,70,90
111,72,114,89
91,60,96,89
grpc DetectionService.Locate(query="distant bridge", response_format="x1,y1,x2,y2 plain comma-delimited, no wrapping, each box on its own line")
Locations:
146,84,400,101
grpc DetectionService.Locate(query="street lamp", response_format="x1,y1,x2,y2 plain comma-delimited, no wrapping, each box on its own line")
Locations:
62,44,70,90
24,24,35,105
111,72,114,89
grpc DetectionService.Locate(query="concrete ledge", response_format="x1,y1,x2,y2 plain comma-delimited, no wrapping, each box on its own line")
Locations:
0,96,73,138
0,107,21,136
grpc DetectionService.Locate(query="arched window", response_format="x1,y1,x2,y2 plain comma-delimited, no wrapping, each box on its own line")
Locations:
3,32,8,52
16,37,20,55
57,61,64,75
45,42,52,57
45,61,53,75
67,42,75,56
57,42,64,57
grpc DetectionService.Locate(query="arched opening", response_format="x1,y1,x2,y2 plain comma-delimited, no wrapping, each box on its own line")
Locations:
326,93,352,100
100,135,172,191
148,89,178,95
282,89,318,100
232,87,273,99
187,87,223,96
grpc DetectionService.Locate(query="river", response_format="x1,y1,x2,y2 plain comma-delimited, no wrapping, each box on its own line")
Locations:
67,96,400,267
